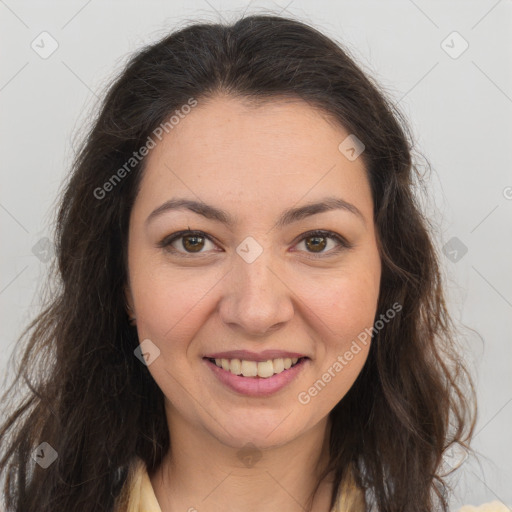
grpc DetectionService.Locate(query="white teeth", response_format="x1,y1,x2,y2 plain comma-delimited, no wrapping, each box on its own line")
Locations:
257,360,274,378
229,358,242,375
210,356,303,378
273,358,285,373
240,360,258,377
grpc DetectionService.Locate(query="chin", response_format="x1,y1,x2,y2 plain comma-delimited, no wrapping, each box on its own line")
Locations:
212,411,308,449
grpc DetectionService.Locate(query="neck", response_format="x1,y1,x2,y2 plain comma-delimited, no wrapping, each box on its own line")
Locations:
150,400,335,512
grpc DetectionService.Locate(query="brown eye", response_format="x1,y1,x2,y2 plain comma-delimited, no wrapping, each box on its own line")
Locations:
159,229,351,259
181,234,205,252
304,235,327,253
159,230,217,256
295,230,351,257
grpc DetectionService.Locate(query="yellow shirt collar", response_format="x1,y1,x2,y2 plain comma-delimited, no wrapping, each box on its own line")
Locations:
119,456,365,512
117,456,511,512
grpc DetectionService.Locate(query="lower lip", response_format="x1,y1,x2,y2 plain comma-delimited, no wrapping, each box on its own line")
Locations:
203,357,309,397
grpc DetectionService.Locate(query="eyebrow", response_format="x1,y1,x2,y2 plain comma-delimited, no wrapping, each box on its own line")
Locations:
145,196,366,229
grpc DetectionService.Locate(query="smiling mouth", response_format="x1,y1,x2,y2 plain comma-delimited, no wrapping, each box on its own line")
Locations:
204,356,307,379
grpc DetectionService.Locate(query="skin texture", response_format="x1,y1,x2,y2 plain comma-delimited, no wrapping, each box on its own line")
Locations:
124,94,382,512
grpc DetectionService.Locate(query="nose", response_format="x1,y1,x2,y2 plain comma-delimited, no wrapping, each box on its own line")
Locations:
218,246,295,337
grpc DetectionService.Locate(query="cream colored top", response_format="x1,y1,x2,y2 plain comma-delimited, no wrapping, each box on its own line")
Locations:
118,457,162,512
114,457,509,512
115,456,364,512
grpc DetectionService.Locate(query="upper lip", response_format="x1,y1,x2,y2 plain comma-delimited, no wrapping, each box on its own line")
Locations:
203,350,308,362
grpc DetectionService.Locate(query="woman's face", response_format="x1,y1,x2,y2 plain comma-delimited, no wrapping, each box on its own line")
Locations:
125,94,381,449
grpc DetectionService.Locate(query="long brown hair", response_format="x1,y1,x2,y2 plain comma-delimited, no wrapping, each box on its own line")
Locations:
0,13,476,512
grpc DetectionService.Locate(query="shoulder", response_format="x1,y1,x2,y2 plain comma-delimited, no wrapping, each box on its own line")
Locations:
113,457,162,512
331,466,366,512
456,502,510,511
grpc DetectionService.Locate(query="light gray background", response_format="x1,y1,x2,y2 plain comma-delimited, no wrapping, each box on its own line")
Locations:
1,0,511,509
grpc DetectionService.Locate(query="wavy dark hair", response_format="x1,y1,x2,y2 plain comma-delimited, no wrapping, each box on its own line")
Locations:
0,13,476,512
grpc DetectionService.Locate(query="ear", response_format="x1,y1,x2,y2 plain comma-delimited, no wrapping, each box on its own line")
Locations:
124,284,135,319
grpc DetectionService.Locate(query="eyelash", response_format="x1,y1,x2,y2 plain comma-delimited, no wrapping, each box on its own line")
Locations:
157,229,352,259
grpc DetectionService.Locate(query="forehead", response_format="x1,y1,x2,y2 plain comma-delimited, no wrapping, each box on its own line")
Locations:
133,94,373,223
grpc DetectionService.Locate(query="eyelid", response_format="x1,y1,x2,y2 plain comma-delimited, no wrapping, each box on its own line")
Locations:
291,229,352,253
158,229,352,257
157,229,219,257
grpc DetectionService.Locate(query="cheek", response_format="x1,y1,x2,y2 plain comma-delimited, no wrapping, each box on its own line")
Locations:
129,237,381,353
129,258,222,349
296,271,378,409
304,264,380,341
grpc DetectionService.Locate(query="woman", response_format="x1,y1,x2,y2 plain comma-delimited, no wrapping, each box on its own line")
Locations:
0,13,481,512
